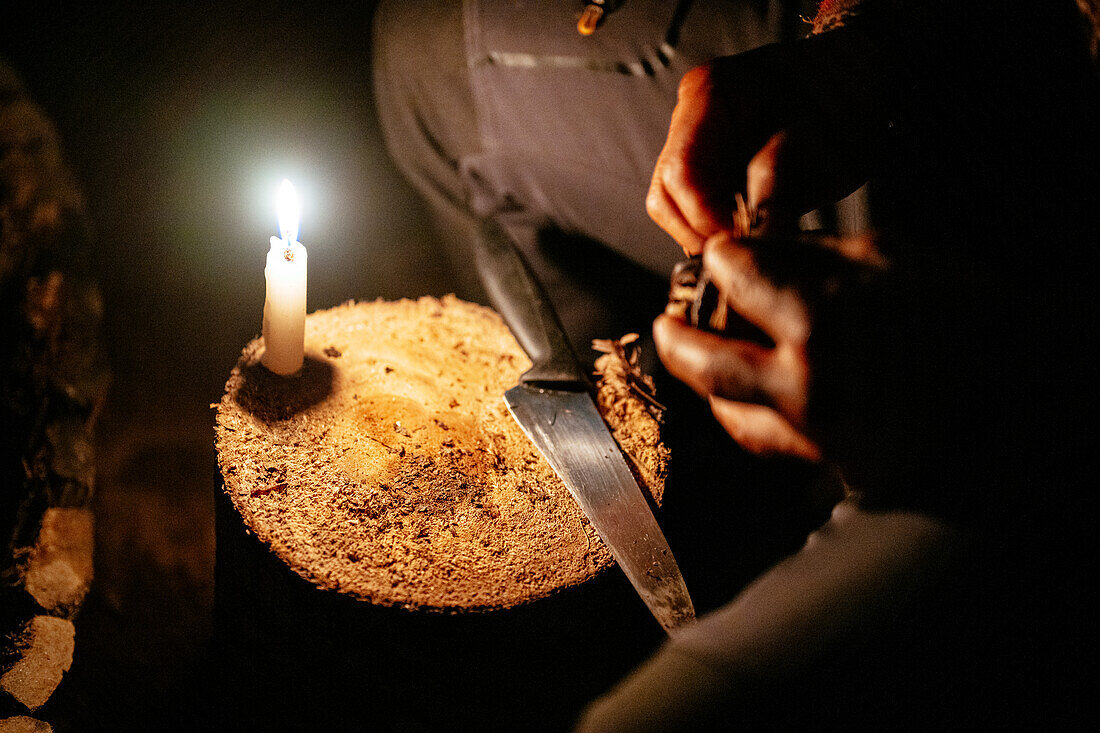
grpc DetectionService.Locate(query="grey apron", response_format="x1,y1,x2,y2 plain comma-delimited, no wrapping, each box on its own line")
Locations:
459,0,789,276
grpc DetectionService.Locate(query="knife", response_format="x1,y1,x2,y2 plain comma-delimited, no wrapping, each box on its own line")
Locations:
472,218,695,633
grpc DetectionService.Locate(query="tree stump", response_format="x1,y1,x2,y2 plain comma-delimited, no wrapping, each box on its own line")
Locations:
1,61,107,722
213,297,670,729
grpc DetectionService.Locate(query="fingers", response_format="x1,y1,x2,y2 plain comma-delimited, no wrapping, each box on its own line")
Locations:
653,315,816,459
654,313,774,403
646,65,736,254
702,234,810,346
646,172,706,255
708,397,821,461
654,313,809,428
746,126,870,234
647,143,731,255
746,131,799,237
648,158,728,252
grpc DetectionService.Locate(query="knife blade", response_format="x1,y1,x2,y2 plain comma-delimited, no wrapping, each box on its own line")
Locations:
473,218,695,632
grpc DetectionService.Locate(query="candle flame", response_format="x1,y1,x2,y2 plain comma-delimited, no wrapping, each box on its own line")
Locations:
276,179,300,244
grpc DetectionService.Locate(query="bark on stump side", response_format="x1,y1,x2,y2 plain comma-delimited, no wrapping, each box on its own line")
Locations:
1,61,107,720
213,298,669,729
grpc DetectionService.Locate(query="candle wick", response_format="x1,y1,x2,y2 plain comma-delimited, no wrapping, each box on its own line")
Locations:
283,245,295,262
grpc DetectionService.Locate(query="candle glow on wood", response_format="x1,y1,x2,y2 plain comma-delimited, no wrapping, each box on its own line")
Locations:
261,179,307,375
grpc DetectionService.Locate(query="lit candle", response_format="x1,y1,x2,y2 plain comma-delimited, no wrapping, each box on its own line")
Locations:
261,179,307,375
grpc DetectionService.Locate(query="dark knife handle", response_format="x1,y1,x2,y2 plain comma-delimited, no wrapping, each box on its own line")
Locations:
473,218,588,389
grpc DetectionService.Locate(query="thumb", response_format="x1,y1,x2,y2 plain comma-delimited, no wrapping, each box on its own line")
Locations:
746,126,869,236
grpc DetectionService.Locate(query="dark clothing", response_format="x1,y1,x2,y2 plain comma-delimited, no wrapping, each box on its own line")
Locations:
373,0,808,356
374,1,1097,728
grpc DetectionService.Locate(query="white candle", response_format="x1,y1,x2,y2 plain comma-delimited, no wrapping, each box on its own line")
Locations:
261,179,307,375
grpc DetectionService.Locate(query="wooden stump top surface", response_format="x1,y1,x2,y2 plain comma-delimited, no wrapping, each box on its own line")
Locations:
215,296,666,612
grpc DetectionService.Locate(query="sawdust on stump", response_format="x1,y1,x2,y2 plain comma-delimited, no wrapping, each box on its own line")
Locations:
215,296,667,612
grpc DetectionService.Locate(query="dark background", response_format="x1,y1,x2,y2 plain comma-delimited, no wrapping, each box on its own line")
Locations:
2,2,456,727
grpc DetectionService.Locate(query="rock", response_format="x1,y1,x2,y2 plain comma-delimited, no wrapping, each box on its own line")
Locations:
0,617,75,712
24,509,93,616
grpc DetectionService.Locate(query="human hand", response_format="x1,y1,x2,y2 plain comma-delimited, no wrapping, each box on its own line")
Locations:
647,47,879,253
645,53,787,254
654,229,891,465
